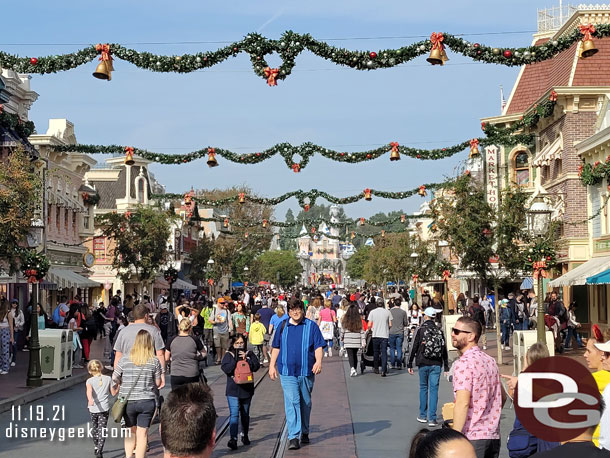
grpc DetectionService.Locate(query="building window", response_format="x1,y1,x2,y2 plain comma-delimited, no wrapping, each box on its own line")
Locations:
515,152,530,186
72,212,77,233
65,209,69,233
93,237,106,261
56,208,61,232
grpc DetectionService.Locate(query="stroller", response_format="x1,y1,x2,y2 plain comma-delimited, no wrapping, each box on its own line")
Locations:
359,330,375,374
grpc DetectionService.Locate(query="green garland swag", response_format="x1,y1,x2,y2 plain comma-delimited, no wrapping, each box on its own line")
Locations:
579,157,610,186
53,99,553,170
153,182,441,209
523,237,557,273
0,110,36,139
20,249,50,282
0,26,607,83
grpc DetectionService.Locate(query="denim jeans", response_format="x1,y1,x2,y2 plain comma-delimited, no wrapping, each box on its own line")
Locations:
418,365,441,421
372,337,388,373
11,329,22,363
280,375,315,440
565,327,583,349
501,323,511,346
388,334,404,367
227,396,251,440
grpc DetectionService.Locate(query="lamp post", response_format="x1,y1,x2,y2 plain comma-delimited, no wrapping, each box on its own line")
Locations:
26,221,45,388
527,198,553,344
243,266,249,287
411,251,420,305
207,258,215,297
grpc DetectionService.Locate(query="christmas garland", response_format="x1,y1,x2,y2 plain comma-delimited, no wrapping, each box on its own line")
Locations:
81,192,100,206
523,237,557,278
53,97,555,170
153,182,440,210
223,225,411,241
0,106,36,139
579,156,610,186
20,249,50,283
0,26,606,83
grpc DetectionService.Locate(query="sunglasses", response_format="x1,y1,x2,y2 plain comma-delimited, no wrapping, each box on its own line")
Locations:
451,327,472,335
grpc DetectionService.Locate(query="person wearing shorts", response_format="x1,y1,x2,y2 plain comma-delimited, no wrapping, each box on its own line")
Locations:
112,330,162,458
211,298,233,364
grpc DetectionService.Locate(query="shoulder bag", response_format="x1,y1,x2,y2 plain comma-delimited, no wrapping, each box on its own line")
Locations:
111,364,146,423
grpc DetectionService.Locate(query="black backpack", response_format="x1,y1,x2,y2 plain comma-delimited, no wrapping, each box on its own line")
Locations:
421,321,444,360
470,305,486,325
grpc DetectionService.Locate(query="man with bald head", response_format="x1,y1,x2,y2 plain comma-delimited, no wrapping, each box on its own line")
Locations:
449,317,505,458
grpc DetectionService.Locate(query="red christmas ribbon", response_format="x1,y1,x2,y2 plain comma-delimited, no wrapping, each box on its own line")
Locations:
390,142,399,153
238,192,246,203
549,90,558,102
470,138,479,149
292,163,301,173
95,43,112,62
418,185,427,196
304,204,310,212
533,260,548,280
125,146,134,154
579,24,596,42
430,32,445,51
412,274,419,283
264,67,279,86
442,270,451,282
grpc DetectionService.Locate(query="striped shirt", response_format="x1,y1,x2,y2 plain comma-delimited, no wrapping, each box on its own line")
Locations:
341,329,365,349
112,356,161,401
272,318,326,377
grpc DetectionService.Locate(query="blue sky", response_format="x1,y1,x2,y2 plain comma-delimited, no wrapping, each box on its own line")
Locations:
4,0,556,219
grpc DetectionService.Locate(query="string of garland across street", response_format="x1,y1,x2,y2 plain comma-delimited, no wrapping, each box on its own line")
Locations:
0,24,604,84
152,182,442,211
54,97,556,171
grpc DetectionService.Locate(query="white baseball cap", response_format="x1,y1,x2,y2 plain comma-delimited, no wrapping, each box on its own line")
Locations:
595,340,610,352
424,307,437,317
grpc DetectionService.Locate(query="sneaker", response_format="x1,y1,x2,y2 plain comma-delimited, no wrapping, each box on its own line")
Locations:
350,368,357,377
0,371,8,375
288,439,300,450
344,352,348,359
11,362,16,367
324,352,328,358
483,345,487,350
22,348,29,351
263,358,269,364
381,372,387,377
104,365,113,371
227,438,238,450
241,435,250,446
301,433,310,444
73,364,83,369
428,420,439,427
417,417,427,423
328,348,333,357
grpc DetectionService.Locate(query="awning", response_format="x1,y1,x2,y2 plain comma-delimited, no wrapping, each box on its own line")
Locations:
173,278,197,290
47,267,100,289
587,269,610,285
520,277,534,290
154,276,170,289
533,136,562,167
548,256,610,287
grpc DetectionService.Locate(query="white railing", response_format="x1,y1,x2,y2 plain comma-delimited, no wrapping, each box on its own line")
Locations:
537,4,578,32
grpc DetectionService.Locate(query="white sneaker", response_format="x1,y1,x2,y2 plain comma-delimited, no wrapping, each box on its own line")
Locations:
11,362,16,367
344,353,348,359
328,348,333,357
0,371,8,375
105,365,113,371
350,368,357,377
324,353,328,358
483,345,487,350
263,358,269,364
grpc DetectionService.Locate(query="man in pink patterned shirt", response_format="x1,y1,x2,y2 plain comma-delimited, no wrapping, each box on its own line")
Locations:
450,316,505,458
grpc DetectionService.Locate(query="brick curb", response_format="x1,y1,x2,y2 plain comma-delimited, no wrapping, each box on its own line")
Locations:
0,372,89,414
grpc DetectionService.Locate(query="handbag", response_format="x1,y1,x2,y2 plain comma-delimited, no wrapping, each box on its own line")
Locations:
111,364,145,423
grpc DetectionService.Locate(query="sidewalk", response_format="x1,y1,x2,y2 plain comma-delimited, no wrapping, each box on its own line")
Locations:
0,336,107,413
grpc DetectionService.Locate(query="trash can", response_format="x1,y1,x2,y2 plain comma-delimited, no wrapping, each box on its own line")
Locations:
512,330,555,376
38,329,67,380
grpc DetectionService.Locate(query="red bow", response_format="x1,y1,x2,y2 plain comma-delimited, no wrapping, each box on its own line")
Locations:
549,90,558,102
533,260,548,280
418,185,427,197
470,139,479,148
304,204,310,212
401,214,406,223
125,146,134,154
442,270,451,281
360,217,365,225
481,122,486,131
208,279,214,285
580,24,596,42
430,32,445,51
125,211,132,219
208,147,215,154
390,142,399,153
412,274,419,283
264,67,279,86
95,43,112,62
311,227,316,234
82,192,89,200
292,163,301,173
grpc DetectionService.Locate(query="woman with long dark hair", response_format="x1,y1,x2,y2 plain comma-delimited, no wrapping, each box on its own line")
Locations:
341,304,365,377
221,333,260,450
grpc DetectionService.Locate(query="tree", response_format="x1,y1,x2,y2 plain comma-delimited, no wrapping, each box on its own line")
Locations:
0,147,42,273
346,245,371,279
188,235,213,285
279,209,297,251
252,250,302,287
97,206,173,282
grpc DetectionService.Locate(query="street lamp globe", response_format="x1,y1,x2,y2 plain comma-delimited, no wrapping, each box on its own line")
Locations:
244,266,249,272
527,198,552,236
207,258,215,266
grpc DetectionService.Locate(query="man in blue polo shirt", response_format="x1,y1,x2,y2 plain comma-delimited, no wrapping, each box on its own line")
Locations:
269,298,326,450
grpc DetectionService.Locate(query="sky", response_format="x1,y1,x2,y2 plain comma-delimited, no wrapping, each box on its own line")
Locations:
2,0,559,220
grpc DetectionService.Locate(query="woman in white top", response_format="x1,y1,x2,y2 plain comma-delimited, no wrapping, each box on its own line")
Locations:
337,300,349,358
9,300,24,367
0,299,14,375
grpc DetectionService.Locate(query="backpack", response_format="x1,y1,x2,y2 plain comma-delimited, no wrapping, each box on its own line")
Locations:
52,306,61,325
507,417,538,458
233,357,254,384
516,302,525,319
469,305,485,325
421,322,444,360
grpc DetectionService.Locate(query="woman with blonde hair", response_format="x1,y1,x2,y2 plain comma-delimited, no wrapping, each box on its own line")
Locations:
0,299,14,375
306,297,322,321
111,330,162,458
268,304,287,340
318,299,337,357
165,317,205,390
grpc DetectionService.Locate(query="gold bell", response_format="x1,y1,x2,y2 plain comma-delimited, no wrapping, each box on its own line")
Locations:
427,48,444,66
364,188,372,201
93,60,113,81
381,230,385,238
390,149,400,161
262,219,268,228
238,193,246,204
581,39,598,58
207,148,218,168
223,218,229,228
124,147,135,166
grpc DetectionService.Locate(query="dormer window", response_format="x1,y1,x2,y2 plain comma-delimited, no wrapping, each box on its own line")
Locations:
515,152,530,186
